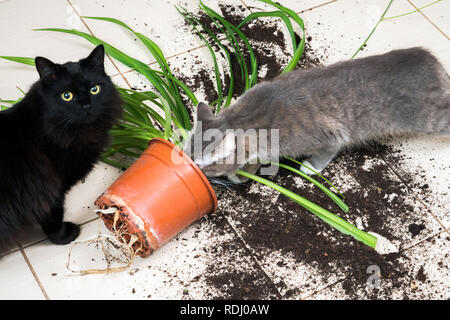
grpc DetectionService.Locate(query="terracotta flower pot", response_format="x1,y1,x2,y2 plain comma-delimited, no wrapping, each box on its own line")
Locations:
95,138,218,257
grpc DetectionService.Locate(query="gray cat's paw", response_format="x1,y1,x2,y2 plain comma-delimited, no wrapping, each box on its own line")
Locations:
300,161,321,175
228,173,248,184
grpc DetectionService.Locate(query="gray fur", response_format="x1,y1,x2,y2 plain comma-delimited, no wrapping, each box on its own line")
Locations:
184,47,450,182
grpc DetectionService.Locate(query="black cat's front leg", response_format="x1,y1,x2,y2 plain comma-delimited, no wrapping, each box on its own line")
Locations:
40,197,80,245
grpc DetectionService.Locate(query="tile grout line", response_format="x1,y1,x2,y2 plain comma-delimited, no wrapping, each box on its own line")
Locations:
300,277,345,300
18,243,50,300
407,0,449,40
298,0,338,13
65,0,133,89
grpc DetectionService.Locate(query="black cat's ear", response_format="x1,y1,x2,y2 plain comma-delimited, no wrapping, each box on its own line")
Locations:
85,44,105,70
197,102,214,121
35,57,58,80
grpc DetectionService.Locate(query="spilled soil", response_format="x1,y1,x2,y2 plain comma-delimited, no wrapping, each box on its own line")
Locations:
193,142,444,299
171,4,445,299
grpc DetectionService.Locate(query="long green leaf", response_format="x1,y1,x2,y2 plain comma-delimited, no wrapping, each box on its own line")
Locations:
284,156,344,199
0,56,35,66
177,7,224,110
80,16,191,127
201,1,257,89
274,162,348,212
236,170,377,248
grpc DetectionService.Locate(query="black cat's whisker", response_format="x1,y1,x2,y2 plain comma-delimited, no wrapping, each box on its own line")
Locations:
39,115,72,140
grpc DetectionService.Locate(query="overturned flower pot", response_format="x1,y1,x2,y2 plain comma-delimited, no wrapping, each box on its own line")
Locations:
95,138,218,257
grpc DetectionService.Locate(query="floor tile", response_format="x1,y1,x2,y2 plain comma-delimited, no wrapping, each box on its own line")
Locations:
0,250,45,299
295,0,405,64
23,211,278,299
0,0,117,101
295,0,450,67
292,0,449,230
309,230,450,299
0,73,131,249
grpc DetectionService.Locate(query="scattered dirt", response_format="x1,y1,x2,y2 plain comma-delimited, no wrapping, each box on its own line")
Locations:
165,4,444,299
201,142,442,299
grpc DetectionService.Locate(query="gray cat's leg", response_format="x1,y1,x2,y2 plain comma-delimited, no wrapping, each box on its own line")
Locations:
300,148,338,175
228,163,261,184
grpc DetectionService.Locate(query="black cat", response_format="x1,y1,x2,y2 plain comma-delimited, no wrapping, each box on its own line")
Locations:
0,45,123,251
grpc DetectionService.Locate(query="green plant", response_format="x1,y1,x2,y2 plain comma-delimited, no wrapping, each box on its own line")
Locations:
0,0,377,248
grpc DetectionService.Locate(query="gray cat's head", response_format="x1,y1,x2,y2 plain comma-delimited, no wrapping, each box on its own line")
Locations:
183,102,246,182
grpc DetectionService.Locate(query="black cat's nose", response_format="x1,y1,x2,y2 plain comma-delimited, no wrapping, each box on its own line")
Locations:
82,104,91,112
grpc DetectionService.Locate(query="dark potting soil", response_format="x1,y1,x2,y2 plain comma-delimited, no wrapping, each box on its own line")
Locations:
172,4,442,299
202,142,441,299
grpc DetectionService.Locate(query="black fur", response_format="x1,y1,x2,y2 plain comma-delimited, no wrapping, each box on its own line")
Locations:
0,45,123,251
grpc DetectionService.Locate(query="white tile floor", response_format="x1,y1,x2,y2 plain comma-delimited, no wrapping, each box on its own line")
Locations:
0,0,449,300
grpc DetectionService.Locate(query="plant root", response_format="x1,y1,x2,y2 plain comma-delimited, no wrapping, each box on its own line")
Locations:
66,208,143,275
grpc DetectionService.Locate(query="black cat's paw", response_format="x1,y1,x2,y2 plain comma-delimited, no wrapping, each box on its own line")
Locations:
46,222,80,245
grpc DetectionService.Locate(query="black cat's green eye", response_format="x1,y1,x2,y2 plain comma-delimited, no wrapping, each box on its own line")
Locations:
90,84,101,95
61,91,73,102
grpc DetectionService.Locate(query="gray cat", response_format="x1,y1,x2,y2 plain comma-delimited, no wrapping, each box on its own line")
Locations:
184,47,450,183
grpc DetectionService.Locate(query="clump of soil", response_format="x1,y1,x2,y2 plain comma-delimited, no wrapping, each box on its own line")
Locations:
408,223,425,237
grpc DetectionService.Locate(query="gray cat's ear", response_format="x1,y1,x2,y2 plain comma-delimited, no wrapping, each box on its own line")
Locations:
85,44,105,69
35,57,58,80
197,102,214,121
